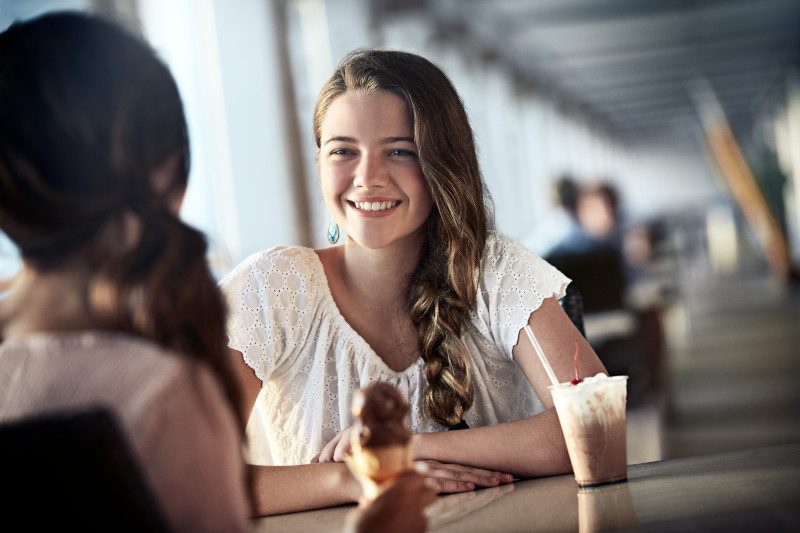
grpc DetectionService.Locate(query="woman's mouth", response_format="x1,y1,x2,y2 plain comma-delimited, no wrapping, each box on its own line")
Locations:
350,200,399,212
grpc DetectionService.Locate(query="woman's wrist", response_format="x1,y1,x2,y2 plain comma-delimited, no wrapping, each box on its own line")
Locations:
336,462,363,501
410,432,431,460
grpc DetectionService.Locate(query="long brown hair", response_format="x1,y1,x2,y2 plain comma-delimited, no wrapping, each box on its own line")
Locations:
0,12,243,430
313,50,492,426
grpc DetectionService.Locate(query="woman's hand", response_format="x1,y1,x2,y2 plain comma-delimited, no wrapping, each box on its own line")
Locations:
346,472,437,533
312,426,357,463
313,429,514,493
415,460,514,493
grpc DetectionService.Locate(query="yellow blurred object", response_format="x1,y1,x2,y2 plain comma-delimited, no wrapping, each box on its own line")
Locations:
692,78,791,282
706,122,791,282
344,443,414,501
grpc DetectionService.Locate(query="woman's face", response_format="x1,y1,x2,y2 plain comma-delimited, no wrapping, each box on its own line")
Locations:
577,191,615,238
318,90,433,250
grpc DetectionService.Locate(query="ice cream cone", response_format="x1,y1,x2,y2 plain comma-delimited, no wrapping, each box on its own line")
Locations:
345,382,413,500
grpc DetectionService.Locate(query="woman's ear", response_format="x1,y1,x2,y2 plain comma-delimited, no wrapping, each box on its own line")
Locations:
121,211,143,251
169,188,186,215
150,153,184,214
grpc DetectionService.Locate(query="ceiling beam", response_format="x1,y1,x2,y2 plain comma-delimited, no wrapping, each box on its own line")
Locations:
500,0,799,29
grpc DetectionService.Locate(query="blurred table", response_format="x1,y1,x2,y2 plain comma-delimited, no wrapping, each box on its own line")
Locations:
251,443,800,532
583,309,637,344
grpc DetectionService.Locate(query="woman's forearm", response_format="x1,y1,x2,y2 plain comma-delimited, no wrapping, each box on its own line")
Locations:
249,462,361,516
412,408,572,478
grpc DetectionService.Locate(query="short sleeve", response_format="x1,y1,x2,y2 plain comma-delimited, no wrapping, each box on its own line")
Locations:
476,233,571,360
218,247,320,382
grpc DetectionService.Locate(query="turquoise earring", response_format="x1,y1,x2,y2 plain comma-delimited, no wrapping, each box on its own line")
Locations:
327,220,340,245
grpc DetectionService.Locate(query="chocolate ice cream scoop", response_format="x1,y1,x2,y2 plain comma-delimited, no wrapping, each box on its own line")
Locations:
352,382,411,448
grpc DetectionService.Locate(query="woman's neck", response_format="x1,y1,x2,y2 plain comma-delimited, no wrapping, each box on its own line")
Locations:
339,234,424,312
0,263,97,340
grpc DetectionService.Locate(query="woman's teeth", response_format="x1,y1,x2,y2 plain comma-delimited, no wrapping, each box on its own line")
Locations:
353,201,398,211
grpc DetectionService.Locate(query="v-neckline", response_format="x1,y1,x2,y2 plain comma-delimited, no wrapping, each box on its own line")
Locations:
308,248,422,376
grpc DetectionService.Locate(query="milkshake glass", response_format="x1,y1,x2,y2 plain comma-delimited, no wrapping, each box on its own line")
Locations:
550,374,628,486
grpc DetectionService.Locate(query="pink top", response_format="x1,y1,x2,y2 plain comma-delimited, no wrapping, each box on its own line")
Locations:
0,331,249,532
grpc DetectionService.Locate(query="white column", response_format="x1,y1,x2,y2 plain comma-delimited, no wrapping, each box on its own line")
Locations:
139,0,308,273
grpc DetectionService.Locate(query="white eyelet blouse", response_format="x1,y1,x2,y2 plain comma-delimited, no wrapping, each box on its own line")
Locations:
220,232,570,466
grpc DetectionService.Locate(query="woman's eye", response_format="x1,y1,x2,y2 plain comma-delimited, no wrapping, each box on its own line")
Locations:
388,148,416,157
330,148,354,156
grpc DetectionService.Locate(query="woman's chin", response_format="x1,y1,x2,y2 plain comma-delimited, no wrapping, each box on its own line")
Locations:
344,231,418,252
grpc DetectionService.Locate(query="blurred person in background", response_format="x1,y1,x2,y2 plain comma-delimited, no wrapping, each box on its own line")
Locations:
221,49,607,515
0,12,434,532
522,174,580,256
547,180,666,404
576,182,623,247
546,181,628,312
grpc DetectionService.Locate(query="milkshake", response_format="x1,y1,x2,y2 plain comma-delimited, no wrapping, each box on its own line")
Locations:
550,373,628,486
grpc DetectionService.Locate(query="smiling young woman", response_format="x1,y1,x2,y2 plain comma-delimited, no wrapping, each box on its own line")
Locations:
318,90,433,252
220,49,607,516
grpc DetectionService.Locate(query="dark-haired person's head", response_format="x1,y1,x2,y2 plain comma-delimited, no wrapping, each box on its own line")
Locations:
0,11,241,422
0,12,189,264
552,174,579,218
577,181,621,239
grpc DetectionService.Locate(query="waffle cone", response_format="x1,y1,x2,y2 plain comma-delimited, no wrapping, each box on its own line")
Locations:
345,442,413,500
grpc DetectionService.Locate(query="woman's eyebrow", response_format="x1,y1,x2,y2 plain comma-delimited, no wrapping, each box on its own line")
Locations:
323,135,357,145
323,135,415,145
381,136,415,144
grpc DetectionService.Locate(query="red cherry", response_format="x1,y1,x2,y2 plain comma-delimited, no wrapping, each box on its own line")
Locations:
570,377,583,386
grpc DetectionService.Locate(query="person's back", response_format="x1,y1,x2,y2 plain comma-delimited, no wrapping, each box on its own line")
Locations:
0,12,249,531
0,332,248,531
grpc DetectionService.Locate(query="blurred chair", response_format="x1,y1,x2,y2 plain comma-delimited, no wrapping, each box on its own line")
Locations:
547,247,627,313
560,285,586,337
0,408,169,532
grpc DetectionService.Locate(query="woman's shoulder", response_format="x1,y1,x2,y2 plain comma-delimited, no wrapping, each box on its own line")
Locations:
219,244,324,294
0,331,203,422
477,231,569,298
225,244,319,277
482,231,542,266
0,330,183,369
219,246,330,367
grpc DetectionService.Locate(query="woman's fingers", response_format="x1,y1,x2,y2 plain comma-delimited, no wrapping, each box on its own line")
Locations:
316,426,357,463
379,472,439,505
417,460,514,489
317,432,343,463
430,477,476,494
332,427,354,462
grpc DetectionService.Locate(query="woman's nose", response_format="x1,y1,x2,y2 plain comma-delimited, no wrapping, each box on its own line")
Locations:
353,153,389,189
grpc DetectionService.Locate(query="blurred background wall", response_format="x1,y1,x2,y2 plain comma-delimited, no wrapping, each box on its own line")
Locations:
2,0,798,276
2,0,799,462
